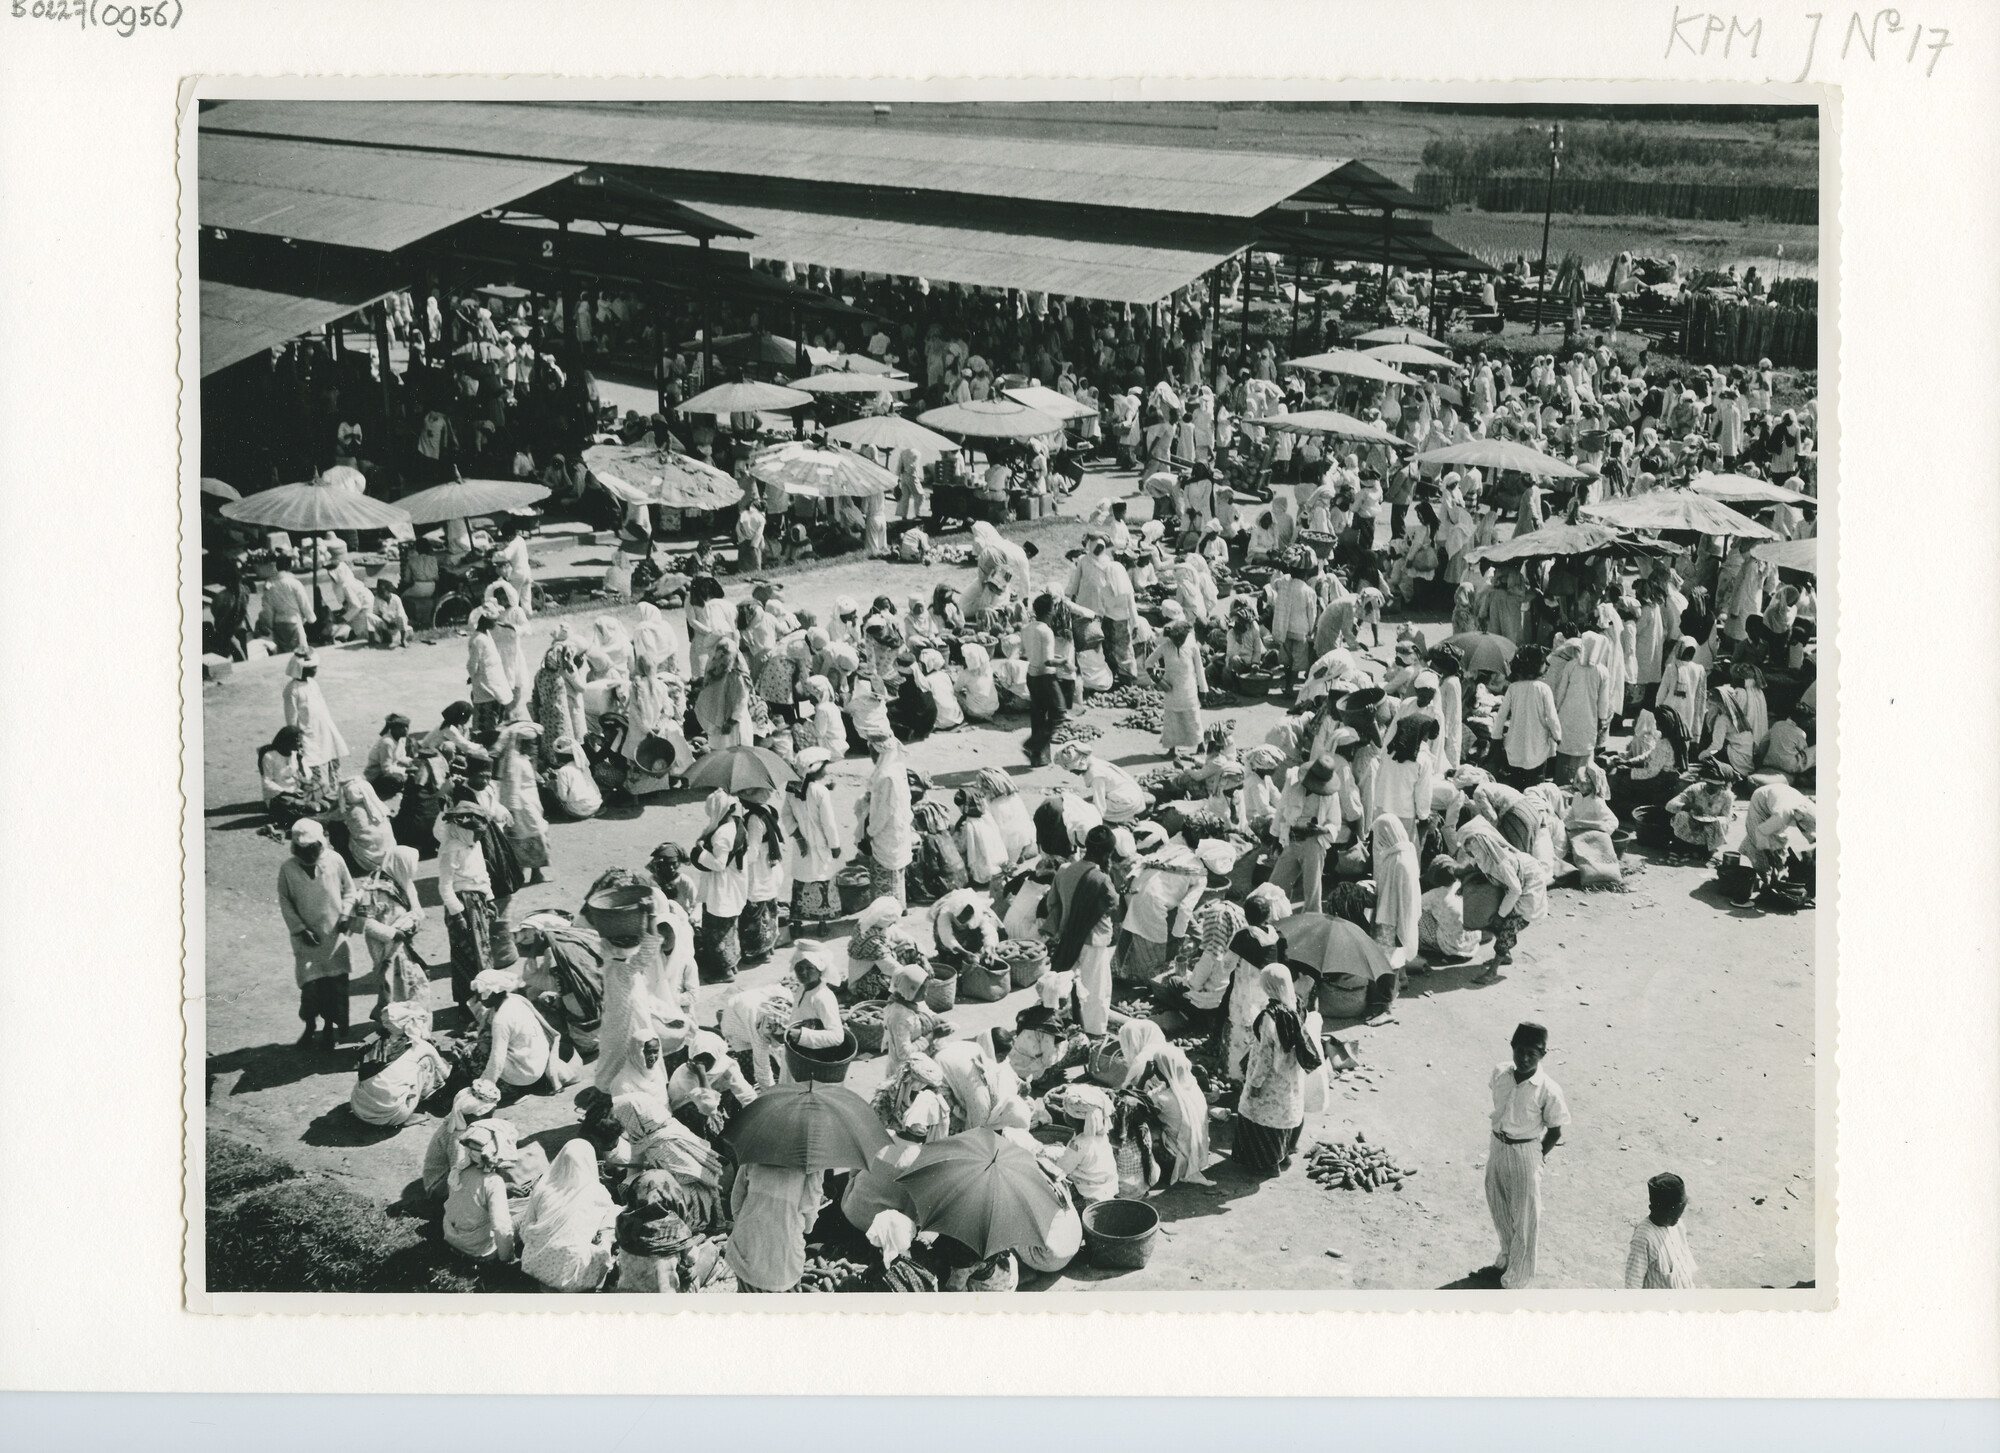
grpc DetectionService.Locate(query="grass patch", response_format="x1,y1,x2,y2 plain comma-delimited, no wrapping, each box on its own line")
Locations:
205,1131,535,1294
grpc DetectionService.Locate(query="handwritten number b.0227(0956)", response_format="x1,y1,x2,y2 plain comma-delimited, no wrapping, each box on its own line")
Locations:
10,0,183,34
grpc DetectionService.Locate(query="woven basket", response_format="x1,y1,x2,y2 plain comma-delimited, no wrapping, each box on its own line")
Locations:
998,939,1048,990
846,1001,888,1055
957,959,1012,1004
923,972,958,1014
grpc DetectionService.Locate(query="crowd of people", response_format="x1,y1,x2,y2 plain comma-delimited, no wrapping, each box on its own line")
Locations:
227,247,1817,1291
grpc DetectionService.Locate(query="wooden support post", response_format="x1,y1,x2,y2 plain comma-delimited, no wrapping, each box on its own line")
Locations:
1288,253,1302,354
1237,252,1253,372
700,237,714,387
1208,267,1222,389
651,277,667,417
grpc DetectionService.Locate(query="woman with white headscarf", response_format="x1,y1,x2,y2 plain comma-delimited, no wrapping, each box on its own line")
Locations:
1119,1019,1213,1186
1370,815,1423,971
853,735,915,906
282,649,349,788
337,776,397,875
482,582,533,717
349,1000,449,1128
694,638,757,751
423,1081,501,1200
444,1120,525,1262
691,790,750,984
609,1092,726,1230
632,600,683,677
955,643,1001,722
1231,965,1320,1174
781,747,843,938
494,722,552,883
518,1139,619,1292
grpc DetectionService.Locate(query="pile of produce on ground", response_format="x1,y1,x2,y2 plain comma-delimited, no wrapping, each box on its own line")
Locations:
1118,705,1163,733
1088,682,1164,713
1304,1133,1419,1193
1050,720,1102,747
793,1252,871,1293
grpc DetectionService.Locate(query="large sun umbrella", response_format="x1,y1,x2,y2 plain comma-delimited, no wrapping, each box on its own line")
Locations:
1414,438,1587,480
1354,326,1449,350
747,439,896,499
392,478,551,526
1277,912,1396,989
677,380,815,417
824,414,961,465
1257,409,1404,446
1470,521,1632,563
805,346,902,377
723,1082,890,1172
1439,631,1519,680
684,743,796,793
1283,350,1412,386
1689,472,1811,506
583,443,741,511
318,465,368,494
1003,384,1098,421
918,399,1067,441
788,371,918,397
1751,537,1818,575
1364,343,1457,370
199,477,241,502
702,332,801,369
1583,490,1777,540
896,1128,1062,1259
220,479,411,533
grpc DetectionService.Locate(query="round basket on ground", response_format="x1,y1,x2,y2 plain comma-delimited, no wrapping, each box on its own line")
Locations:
782,1028,859,1084
1086,1040,1127,1088
1081,1198,1161,1270
997,939,1048,990
1716,852,1758,902
835,865,875,916
957,958,1012,1004
1030,1124,1075,1150
845,1002,888,1055
923,971,958,1014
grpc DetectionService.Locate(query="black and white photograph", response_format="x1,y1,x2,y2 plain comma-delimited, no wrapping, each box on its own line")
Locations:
191,96,1826,1301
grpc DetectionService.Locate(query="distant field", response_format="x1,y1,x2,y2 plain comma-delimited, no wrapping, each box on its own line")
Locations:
603,100,1816,189
1431,209,1820,279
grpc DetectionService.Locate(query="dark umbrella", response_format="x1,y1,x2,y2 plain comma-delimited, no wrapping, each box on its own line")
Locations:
722,1082,890,1172
1440,631,1519,680
1277,912,1395,989
684,743,796,793
896,1128,1062,1259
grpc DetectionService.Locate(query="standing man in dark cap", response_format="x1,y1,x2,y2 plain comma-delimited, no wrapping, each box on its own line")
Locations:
1484,1021,1570,1288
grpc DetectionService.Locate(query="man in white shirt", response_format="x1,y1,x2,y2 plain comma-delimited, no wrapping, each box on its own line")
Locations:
472,970,578,1092
1267,756,1347,914
1056,742,1151,823
1484,1021,1571,1289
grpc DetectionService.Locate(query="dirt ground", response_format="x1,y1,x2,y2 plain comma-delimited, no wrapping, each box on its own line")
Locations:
199,463,1815,1292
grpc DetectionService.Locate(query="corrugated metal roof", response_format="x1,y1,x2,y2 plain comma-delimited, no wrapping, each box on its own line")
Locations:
1260,216,1495,272
695,201,1247,303
200,132,580,251
201,275,400,376
201,100,1346,219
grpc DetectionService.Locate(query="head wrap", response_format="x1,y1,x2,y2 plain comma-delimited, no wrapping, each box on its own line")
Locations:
471,968,522,999
890,963,928,1002
868,1208,919,1265
1056,742,1094,773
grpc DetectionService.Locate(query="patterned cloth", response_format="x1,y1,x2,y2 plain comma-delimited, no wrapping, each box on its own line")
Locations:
739,899,780,962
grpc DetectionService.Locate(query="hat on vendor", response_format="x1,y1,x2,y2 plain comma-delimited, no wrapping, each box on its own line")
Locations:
470,968,522,999
1109,826,1139,862
834,595,860,619
1195,838,1239,880
1130,822,1169,856
1055,742,1095,773
287,818,326,847
1141,519,1167,544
